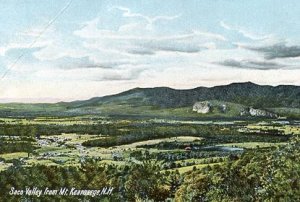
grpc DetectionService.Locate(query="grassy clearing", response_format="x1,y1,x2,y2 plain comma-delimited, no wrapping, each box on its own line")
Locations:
0,116,111,126
246,124,300,135
0,152,28,160
0,118,96,126
99,160,126,166
217,142,287,149
0,163,12,171
167,163,221,174
114,136,202,149
26,159,58,166
35,146,65,153
41,133,103,145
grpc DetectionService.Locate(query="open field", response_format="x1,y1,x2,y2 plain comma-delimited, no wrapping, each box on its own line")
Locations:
217,142,287,149
0,116,109,125
0,152,28,160
167,162,222,174
246,124,300,135
114,136,202,149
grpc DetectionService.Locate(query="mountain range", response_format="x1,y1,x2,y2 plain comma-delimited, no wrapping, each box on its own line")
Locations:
0,82,299,118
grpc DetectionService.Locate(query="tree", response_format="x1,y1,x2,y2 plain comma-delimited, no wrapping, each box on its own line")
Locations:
125,160,169,201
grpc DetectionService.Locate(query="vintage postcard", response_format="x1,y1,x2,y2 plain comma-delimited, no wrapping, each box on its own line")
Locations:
0,0,299,201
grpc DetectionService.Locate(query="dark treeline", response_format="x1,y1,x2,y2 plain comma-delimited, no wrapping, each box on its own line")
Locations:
0,142,34,155
0,122,289,138
0,123,126,137
0,125,37,137
130,149,240,162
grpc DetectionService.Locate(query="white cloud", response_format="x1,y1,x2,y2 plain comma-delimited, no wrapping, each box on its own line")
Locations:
0,41,48,57
220,21,271,41
31,64,146,82
72,16,228,70
112,6,180,30
0,26,57,57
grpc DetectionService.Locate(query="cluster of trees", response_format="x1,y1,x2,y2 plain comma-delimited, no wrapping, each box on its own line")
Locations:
130,149,239,162
0,122,136,137
33,123,124,136
156,150,240,162
0,125,36,155
0,142,34,155
0,125,37,137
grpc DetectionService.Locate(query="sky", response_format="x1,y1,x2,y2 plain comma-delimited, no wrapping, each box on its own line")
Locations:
0,0,300,102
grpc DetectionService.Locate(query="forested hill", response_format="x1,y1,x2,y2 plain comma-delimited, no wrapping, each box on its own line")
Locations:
69,82,300,109
0,82,299,117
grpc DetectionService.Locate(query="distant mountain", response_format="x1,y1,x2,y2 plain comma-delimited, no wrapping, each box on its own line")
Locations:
1,82,299,118
67,82,300,109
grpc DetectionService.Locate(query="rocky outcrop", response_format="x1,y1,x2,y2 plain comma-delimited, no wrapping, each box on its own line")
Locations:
240,109,249,116
249,107,277,118
220,104,227,113
193,101,211,114
240,107,277,118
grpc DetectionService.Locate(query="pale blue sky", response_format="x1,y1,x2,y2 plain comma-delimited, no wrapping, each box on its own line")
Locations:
0,0,300,102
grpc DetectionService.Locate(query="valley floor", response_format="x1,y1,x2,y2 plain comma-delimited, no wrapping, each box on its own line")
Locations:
0,115,299,201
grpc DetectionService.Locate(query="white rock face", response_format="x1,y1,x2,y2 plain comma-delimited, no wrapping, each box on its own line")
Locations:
249,107,277,117
249,108,265,116
193,101,211,114
220,104,227,113
240,107,277,118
